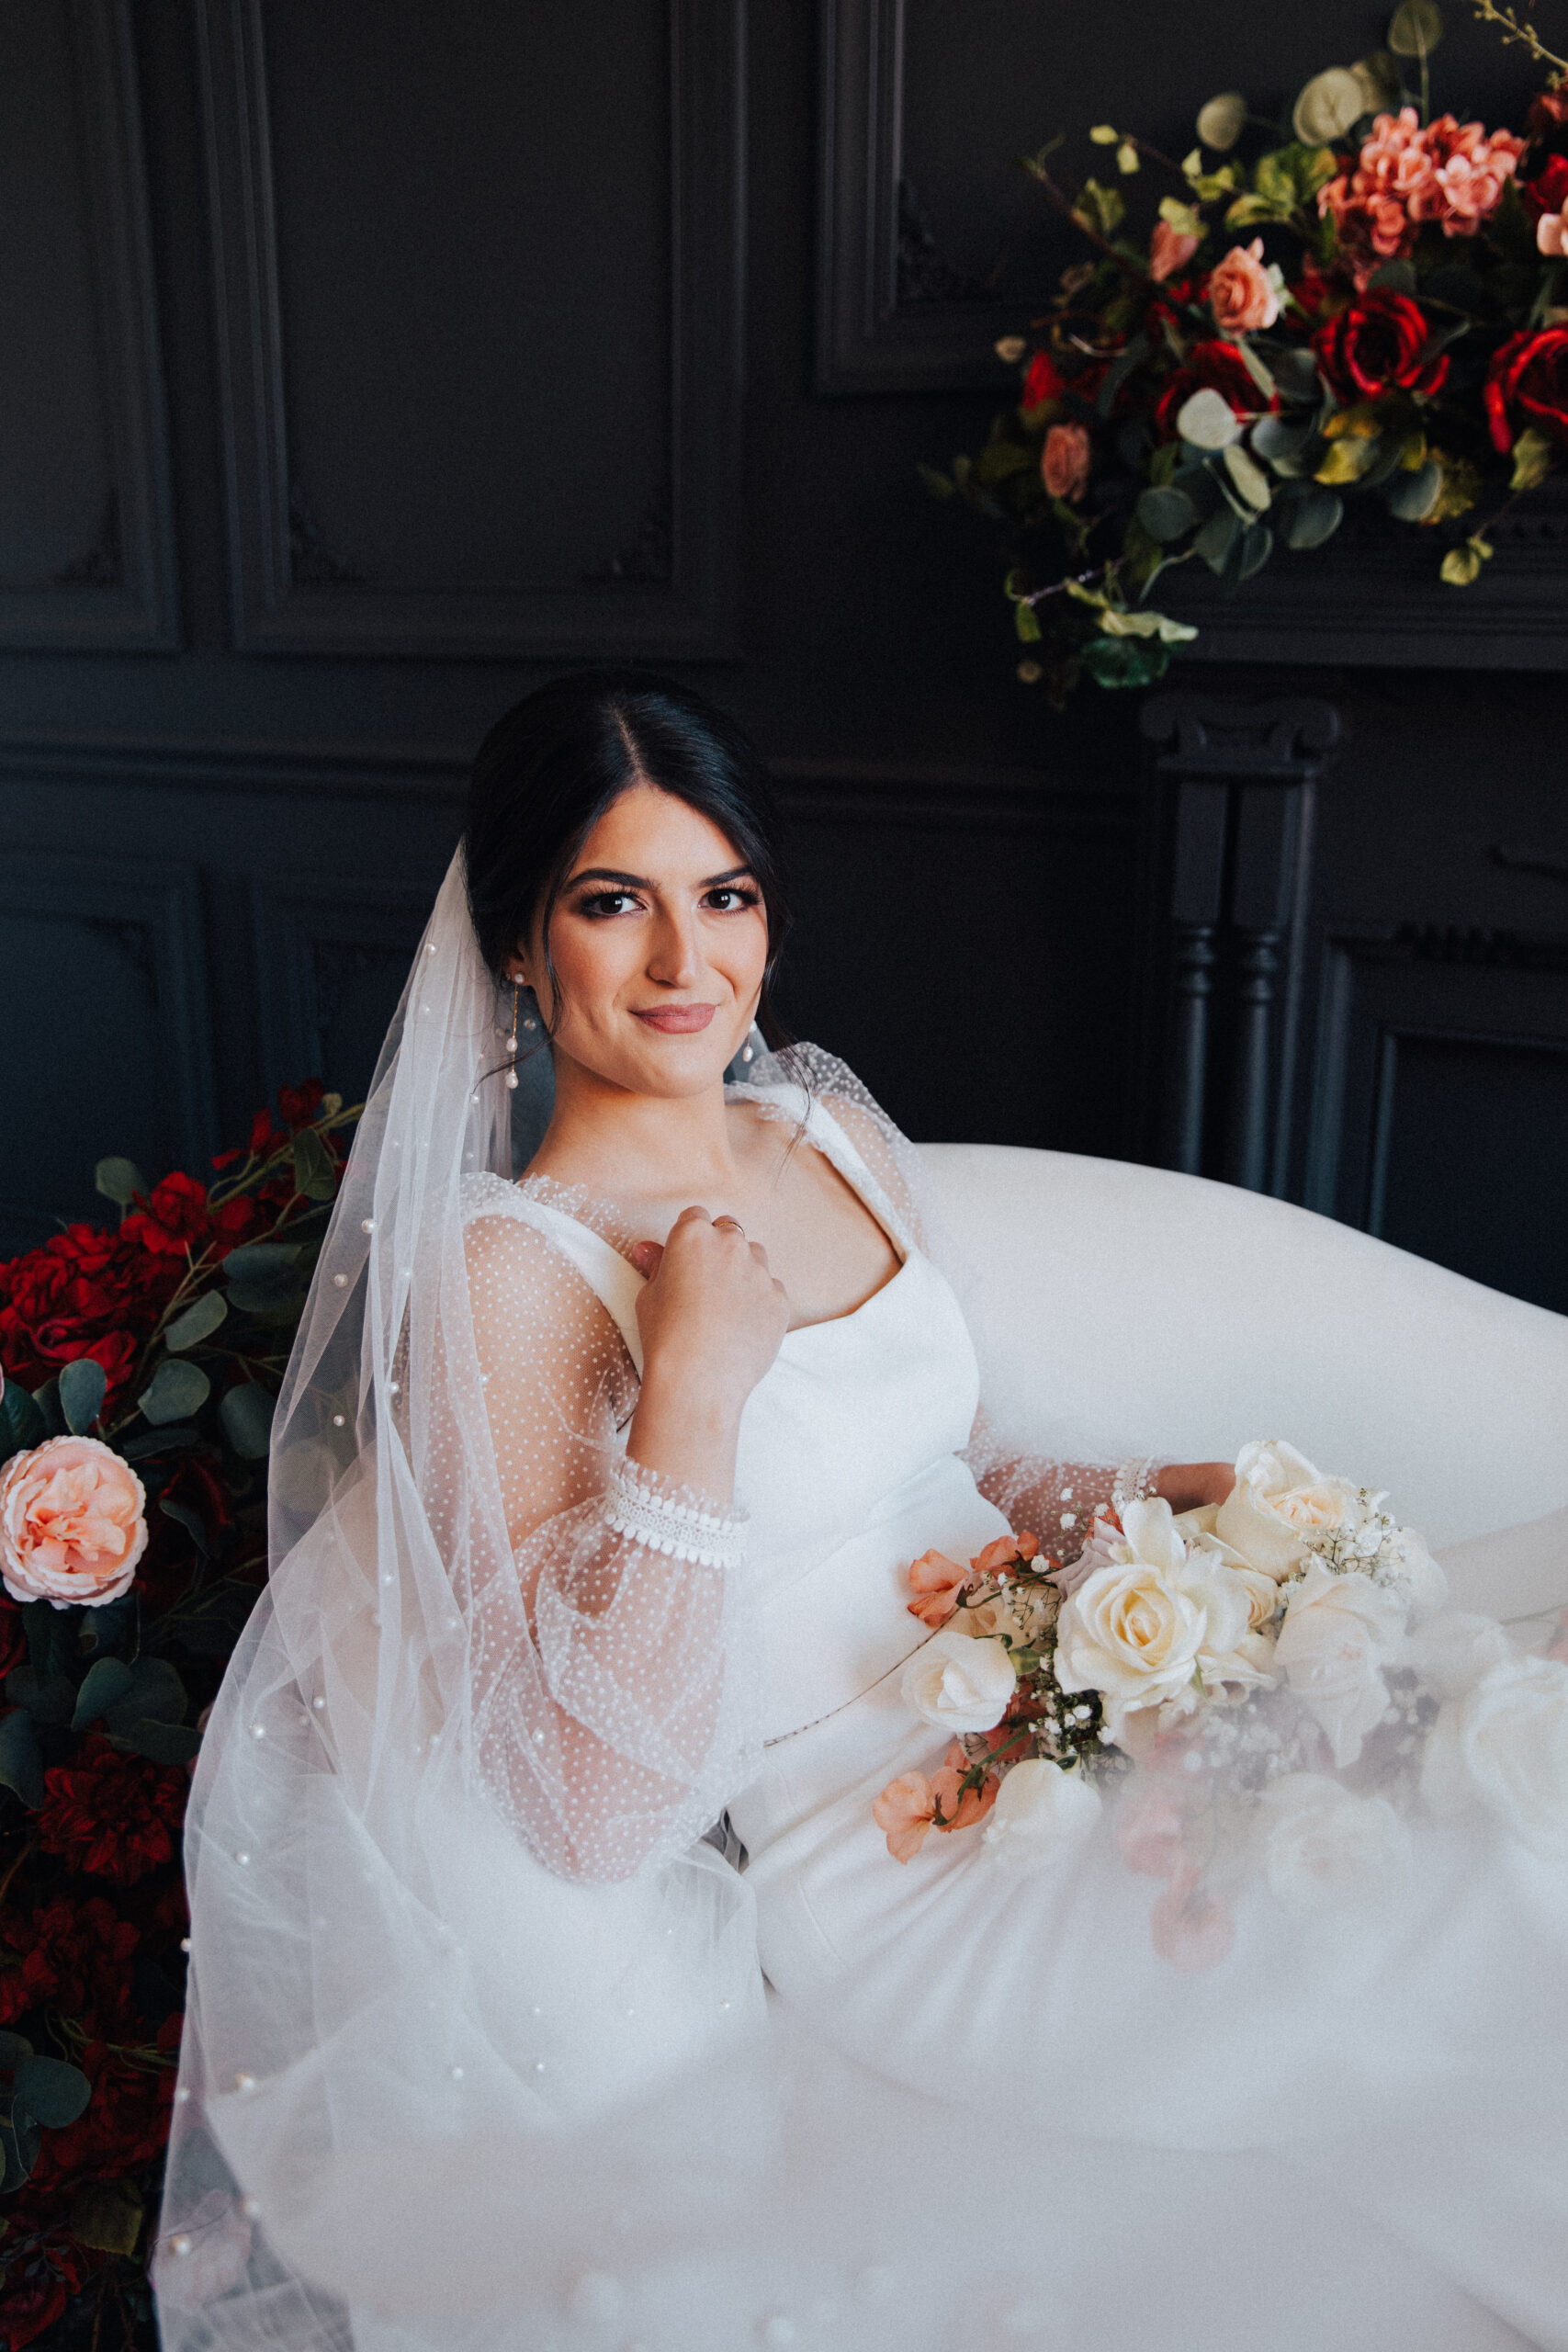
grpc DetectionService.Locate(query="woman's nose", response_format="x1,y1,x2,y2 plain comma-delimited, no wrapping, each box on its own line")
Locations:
647,911,702,988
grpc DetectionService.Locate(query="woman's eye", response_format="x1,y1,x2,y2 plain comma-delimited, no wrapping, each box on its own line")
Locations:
580,890,641,918
704,887,760,912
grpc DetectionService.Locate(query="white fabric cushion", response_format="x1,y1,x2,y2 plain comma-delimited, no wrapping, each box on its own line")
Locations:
920,1143,1568,1550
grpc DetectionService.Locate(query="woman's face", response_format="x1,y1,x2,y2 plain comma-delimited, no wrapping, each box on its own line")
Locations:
515,782,769,1099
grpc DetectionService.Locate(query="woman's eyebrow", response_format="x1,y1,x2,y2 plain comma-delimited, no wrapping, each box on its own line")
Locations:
563,862,756,890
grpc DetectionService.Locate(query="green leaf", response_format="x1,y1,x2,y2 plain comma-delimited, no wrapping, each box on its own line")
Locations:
1252,413,1316,468
0,1711,44,1810
94,1157,145,1209
1224,444,1272,511
220,1384,276,1462
114,1717,202,1765
31,1379,64,1439
155,1577,259,1659
1135,485,1199,543
1281,488,1345,548
6,1667,76,1729
1237,521,1275,579
1388,0,1443,56
292,1129,338,1203
1234,339,1278,403
0,1381,46,1458
1270,349,1321,405
222,1243,303,1276
1097,331,1149,418
1315,433,1382,484
72,1656,136,1732
118,1424,202,1463
1440,536,1491,584
0,2032,33,2066
1178,388,1243,450
1079,633,1173,690
1013,598,1043,643
1510,424,1555,493
139,1360,211,1427
917,462,955,500
1072,177,1124,239
1194,505,1242,571
1367,258,1418,297
1384,458,1443,520
164,1291,228,1352
0,2107,41,2191
11,2056,91,2130
71,2179,144,2256
1196,92,1247,152
1292,69,1366,147
103,1656,186,1733
22,1600,75,1683
159,1495,209,1555
57,1357,107,1436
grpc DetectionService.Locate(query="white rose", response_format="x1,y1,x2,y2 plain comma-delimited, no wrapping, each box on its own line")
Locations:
900,1627,1016,1735
983,1759,1101,1870
1055,1499,1207,1738
1215,1440,1359,1579
1258,1772,1412,1914
1179,1544,1277,1696
1273,1560,1406,1768
1380,1525,1448,1623
1420,1654,1568,1860
1406,1609,1516,1702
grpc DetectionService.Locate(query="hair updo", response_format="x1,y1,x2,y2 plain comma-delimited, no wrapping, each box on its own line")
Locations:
463,670,793,1047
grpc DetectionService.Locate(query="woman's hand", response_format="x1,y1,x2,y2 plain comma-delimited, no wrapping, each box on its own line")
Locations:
1153,1461,1236,1514
625,1209,790,1502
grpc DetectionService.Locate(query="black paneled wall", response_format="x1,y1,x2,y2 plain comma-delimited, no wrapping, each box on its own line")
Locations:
0,1,1563,1316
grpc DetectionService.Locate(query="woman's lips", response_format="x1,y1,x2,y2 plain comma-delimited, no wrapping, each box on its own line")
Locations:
632,1003,717,1035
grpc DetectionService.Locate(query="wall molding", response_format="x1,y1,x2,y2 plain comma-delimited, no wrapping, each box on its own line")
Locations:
197,0,745,658
0,0,177,650
815,0,1009,395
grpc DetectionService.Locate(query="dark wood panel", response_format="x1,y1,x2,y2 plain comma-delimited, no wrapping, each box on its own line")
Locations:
0,0,176,649
250,871,434,1105
197,0,744,656
0,852,216,1255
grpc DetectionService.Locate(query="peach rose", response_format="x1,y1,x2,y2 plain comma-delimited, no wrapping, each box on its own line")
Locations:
1149,218,1200,282
0,1436,148,1609
1206,239,1278,334
1042,422,1091,503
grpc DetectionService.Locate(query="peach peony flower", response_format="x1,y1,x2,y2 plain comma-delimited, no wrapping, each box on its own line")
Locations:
906,1547,968,1628
1319,108,1522,281
1149,218,1200,283
873,1771,939,1862
1042,422,1092,503
0,1436,148,1609
1206,240,1278,334
1540,201,1568,260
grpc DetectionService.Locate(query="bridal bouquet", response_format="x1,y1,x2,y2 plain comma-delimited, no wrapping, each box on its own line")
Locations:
875,1441,1568,1968
923,1,1568,701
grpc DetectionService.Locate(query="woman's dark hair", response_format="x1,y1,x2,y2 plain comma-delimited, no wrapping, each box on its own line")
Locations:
463,670,792,1048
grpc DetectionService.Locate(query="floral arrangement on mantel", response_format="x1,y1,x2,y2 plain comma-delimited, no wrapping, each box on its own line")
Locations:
923,1,1568,702
0,1081,355,2349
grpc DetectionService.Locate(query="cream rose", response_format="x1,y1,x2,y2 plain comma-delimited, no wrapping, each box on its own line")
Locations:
0,1435,148,1609
1273,1561,1405,1768
900,1627,1016,1736
1407,1609,1515,1702
1055,1498,1206,1737
1421,1654,1568,1860
1259,1773,1412,1913
1215,1441,1359,1578
983,1759,1100,1870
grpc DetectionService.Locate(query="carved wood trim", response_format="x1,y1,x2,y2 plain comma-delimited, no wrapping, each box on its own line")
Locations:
0,0,177,650
197,0,744,657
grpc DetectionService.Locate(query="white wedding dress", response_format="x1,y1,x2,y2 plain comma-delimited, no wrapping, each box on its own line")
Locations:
453,1090,1568,2351
158,860,1568,2352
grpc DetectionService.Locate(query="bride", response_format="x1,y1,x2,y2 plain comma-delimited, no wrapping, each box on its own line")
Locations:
158,673,1568,2352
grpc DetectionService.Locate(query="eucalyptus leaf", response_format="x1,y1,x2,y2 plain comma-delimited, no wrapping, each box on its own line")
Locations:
1235,340,1278,402
1177,388,1242,450
117,1424,202,1462
159,1495,209,1555
1,2109,40,2191
1251,413,1315,465
1292,68,1366,147
1282,488,1345,548
1352,50,1402,109
139,1359,211,1427
31,1378,64,1438
1097,331,1148,418
1134,486,1198,543
0,1711,44,1810
94,1157,145,1208
1388,0,1443,57
220,1384,276,1462
157,1578,260,1657
103,1656,186,1733
292,1129,338,1203
1194,506,1242,572
11,2056,91,2130
1385,458,1443,519
114,1718,203,1766
1196,92,1247,151
1367,258,1418,296
164,1291,228,1351
0,2032,32,2066
57,1356,107,1436
1224,444,1273,511
6,1667,77,1728
1237,521,1275,580
72,1655,136,1731
222,1243,304,1276
0,1380,46,1458
23,1600,75,1683
1271,349,1321,404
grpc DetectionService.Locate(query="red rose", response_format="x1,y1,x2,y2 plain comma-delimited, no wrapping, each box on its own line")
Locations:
1021,349,1065,411
0,2272,69,2351
37,1736,187,1885
277,1077,325,1131
0,1894,140,2032
1524,153,1568,220
1154,338,1262,441
27,2035,175,2189
1485,324,1568,450
0,1225,181,1408
1313,290,1450,400
121,1170,211,1257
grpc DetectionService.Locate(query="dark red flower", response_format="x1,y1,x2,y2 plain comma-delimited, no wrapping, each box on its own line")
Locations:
121,1170,211,1258
0,1225,182,1408
1528,86,1568,142
27,2036,175,2189
1021,348,1066,411
1153,338,1263,440
1523,152,1568,220
0,2271,69,2351
37,1737,187,1886
1485,324,1568,450
277,1078,325,1132
0,1895,140,2033
1313,290,1450,401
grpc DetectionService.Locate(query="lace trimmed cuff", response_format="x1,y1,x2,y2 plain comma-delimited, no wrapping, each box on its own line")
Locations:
599,1459,748,1570
1113,1455,1168,1513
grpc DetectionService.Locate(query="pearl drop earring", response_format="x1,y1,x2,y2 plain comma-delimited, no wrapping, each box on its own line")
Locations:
505,978,520,1090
